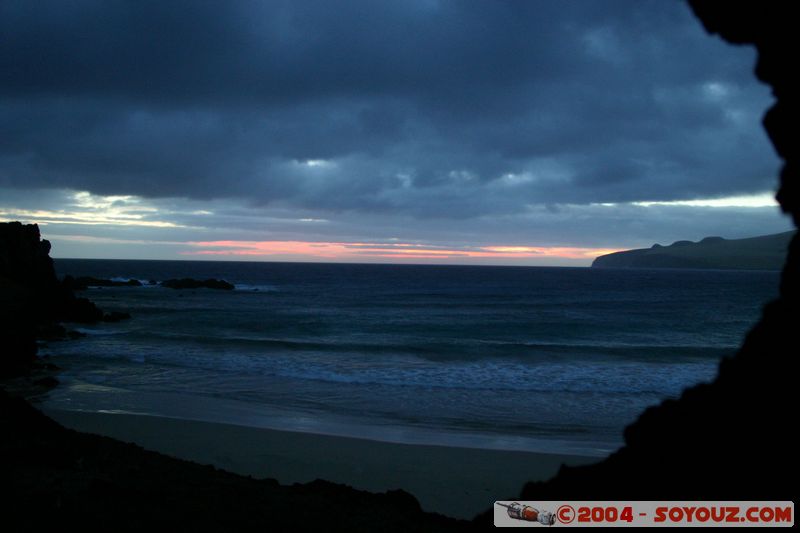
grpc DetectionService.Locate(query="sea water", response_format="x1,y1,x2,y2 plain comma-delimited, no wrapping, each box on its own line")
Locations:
39,259,779,456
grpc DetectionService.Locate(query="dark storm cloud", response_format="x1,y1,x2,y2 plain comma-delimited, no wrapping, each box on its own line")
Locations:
0,0,779,218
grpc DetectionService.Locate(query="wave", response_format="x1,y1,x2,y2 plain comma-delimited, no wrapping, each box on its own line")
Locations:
73,327,128,336
270,361,717,395
54,340,719,396
108,276,157,286
120,329,735,363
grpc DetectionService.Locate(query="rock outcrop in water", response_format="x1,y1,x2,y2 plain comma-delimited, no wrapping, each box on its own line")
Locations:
161,278,235,290
592,231,794,270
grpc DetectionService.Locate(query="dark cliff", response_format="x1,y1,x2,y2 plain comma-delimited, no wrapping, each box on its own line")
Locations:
592,231,794,270
0,222,104,376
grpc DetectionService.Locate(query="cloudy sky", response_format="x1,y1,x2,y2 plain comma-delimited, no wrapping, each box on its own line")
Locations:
0,0,791,265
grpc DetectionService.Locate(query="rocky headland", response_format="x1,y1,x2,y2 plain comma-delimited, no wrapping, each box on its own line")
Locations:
592,231,794,270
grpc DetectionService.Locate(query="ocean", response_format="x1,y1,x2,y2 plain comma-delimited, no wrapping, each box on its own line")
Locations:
38,259,779,457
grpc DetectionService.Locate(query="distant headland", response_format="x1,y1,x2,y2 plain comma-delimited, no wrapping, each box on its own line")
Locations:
592,231,795,270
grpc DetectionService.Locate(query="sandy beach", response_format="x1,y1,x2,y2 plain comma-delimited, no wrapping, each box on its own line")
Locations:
44,408,597,519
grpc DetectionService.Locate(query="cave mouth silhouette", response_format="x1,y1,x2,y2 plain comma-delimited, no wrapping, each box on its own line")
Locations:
479,2,797,513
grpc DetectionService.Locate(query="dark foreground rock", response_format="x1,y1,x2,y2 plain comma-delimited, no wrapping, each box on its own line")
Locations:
161,278,235,290
0,391,467,532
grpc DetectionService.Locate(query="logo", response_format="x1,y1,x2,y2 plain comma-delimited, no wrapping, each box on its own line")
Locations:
495,501,556,526
493,501,794,527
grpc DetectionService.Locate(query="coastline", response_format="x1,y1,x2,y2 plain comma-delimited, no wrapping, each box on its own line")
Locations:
44,408,597,519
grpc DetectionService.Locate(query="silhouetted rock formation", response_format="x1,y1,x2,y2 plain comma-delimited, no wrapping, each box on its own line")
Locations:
475,2,798,524
592,231,794,270
0,222,118,376
161,278,235,290
0,390,465,532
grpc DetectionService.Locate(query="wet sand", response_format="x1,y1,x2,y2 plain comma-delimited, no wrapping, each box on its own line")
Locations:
45,408,598,519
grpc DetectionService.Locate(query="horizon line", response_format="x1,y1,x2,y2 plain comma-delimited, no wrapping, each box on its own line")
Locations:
51,255,596,269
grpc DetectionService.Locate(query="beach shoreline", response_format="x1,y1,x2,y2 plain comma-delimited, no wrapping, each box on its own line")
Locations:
44,407,598,519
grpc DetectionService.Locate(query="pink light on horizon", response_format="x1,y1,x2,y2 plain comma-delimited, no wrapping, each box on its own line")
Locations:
181,240,620,263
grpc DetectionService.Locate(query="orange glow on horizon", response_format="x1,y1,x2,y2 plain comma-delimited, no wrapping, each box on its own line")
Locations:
181,240,620,262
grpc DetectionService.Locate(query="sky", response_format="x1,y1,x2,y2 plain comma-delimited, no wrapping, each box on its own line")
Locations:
0,0,792,266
